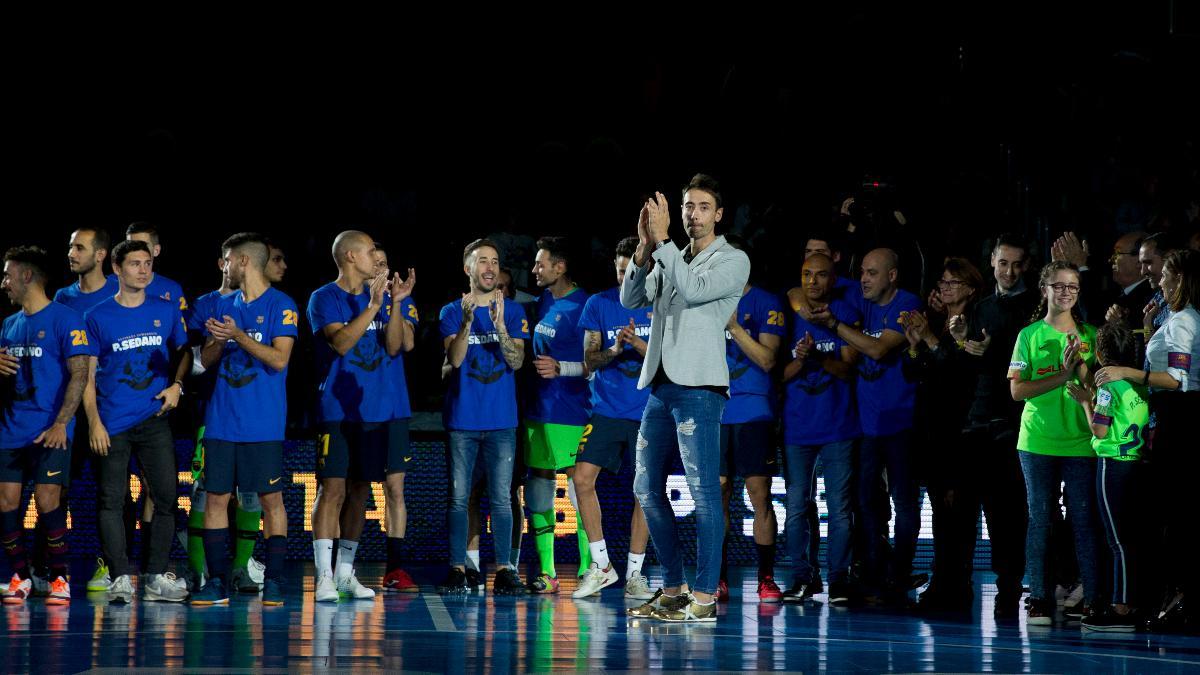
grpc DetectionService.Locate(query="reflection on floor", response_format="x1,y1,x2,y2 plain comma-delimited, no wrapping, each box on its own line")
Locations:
1,563,1198,673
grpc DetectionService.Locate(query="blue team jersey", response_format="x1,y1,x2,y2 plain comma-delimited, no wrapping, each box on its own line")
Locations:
109,273,188,315
204,287,299,441
0,302,93,449
722,286,787,424
188,289,233,333
384,294,419,420
578,287,653,421
834,276,865,316
54,276,120,315
528,287,591,426
857,288,922,436
187,289,235,404
439,297,531,431
307,283,394,424
783,296,861,445
84,297,188,436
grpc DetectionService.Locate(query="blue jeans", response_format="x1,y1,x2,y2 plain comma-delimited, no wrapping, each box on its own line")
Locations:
633,382,725,595
1019,451,1100,602
858,430,919,588
448,429,515,567
784,440,854,584
1097,458,1139,606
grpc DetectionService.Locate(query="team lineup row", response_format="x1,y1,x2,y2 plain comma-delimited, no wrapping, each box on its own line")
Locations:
2,182,1199,631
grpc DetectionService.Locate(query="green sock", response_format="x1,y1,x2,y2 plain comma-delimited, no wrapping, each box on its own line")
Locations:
531,509,556,577
187,507,206,576
575,511,591,575
233,507,261,569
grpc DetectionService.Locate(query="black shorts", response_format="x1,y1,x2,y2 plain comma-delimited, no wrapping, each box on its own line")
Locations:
575,414,640,474
719,421,778,478
0,443,70,485
386,418,411,475
203,439,285,494
317,421,388,482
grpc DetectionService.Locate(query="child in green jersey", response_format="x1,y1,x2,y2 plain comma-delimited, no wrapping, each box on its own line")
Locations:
1009,261,1101,626
1067,321,1148,632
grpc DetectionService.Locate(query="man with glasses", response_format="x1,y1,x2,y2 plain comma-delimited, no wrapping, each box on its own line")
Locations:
1052,231,1152,327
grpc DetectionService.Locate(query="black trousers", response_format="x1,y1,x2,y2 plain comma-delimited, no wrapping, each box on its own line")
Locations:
96,415,178,577
929,423,1027,598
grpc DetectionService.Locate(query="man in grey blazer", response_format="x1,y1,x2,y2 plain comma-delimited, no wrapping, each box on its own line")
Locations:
621,174,750,622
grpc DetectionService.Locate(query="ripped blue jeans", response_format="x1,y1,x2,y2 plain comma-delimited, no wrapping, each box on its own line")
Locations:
633,382,726,595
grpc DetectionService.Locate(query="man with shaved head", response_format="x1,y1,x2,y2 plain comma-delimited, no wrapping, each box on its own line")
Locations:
307,230,412,602
780,252,862,604
811,247,922,606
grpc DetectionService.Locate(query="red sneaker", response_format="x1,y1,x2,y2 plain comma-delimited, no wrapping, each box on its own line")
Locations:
757,576,782,604
714,579,730,603
382,568,420,593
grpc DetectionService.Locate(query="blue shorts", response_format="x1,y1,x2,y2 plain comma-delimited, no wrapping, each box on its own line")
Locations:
386,418,411,475
317,421,388,482
575,414,640,474
719,421,778,478
0,444,71,486
203,439,285,495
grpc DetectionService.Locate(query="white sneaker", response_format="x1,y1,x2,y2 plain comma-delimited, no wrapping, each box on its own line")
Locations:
248,557,266,584
107,574,135,604
315,573,339,603
144,573,189,602
231,564,264,593
1063,582,1084,609
336,571,376,600
572,563,619,599
624,573,655,601
30,572,50,597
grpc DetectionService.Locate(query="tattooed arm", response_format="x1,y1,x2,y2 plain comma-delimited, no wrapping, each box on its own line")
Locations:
490,294,524,370
584,330,621,371
35,354,89,450
497,331,525,370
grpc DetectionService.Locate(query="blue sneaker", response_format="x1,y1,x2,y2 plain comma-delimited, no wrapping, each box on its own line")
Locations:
261,578,284,607
190,577,229,606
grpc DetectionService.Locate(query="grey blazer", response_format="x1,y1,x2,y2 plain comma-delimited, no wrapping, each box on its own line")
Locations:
620,236,751,390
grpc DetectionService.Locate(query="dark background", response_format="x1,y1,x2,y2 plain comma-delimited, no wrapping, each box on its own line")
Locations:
7,4,1199,419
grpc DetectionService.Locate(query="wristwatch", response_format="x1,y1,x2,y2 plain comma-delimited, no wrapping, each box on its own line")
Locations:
174,380,186,396
657,238,671,249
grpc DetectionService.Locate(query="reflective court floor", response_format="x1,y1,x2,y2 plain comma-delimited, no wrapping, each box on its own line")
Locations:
2,564,1199,673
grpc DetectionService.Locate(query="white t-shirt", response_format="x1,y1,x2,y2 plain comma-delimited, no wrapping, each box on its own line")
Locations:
1146,304,1200,392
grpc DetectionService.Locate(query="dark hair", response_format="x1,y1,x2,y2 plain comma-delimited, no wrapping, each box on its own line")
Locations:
615,236,638,259
943,256,985,295
126,221,160,246
805,229,845,255
221,232,270,271
3,246,51,284
536,236,572,271
111,239,151,268
1140,232,1174,256
373,242,386,254
1163,249,1199,312
992,232,1028,255
74,227,112,254
463,238,499,264
682,173,722,209
1095,321,1138,369
1030,260,1085,325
